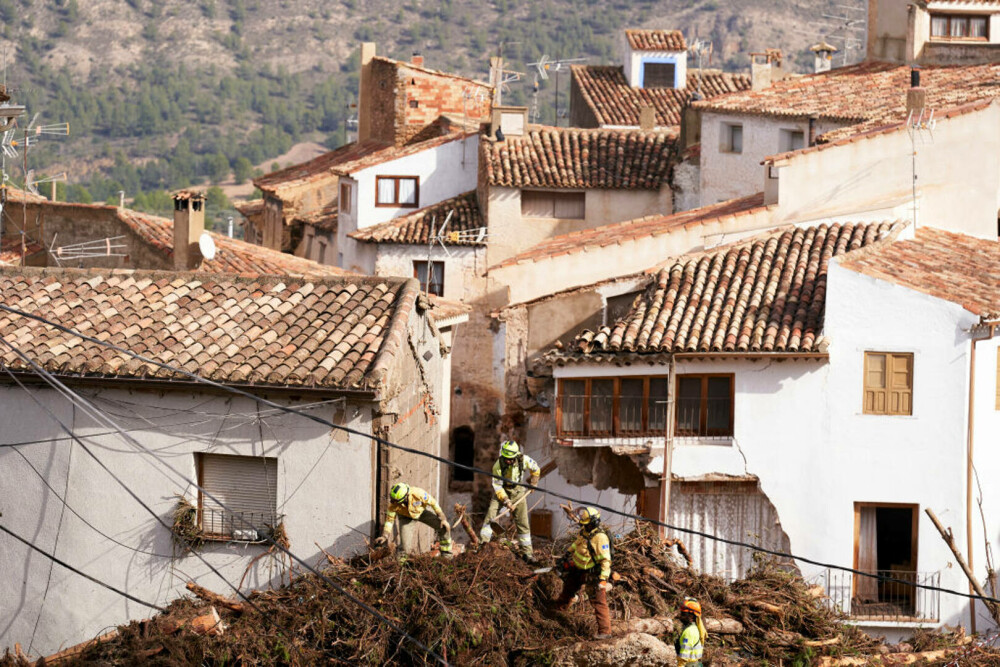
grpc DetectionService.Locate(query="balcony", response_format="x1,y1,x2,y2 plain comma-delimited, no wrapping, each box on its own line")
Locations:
822,569,940,624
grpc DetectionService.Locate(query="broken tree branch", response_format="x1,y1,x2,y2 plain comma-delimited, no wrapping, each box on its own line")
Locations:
186,581,244,613
454,503,479,547
925,508,1000,626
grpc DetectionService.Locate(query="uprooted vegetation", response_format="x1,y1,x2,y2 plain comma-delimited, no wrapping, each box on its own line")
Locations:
4,526,1000,666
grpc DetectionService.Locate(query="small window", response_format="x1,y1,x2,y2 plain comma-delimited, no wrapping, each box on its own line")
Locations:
675,374,734,437
779,129,805,152
339,182,352,215
931,14,989,40
557,376,671,437
721,123,743,154
863,352,913,416
642,62,677,89
198,453,279,541
375,176,419,208
413,260,445,296
520,190,586,219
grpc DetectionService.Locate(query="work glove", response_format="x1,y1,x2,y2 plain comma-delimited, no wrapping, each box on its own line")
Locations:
598,580,612,592
504,500,515,512
440,518,452,533
374,535,388,548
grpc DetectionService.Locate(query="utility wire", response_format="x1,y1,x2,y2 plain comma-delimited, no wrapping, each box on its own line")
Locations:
0,339,448,667
3,303,1000,609
0,523,166,612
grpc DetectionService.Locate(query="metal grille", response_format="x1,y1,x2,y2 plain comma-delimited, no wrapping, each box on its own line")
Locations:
200,508,284,542
199,453,278,541
823,569,940,622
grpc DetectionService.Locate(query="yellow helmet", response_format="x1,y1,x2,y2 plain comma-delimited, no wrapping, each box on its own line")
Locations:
390,482,409,502
500,440,520,459
577,506,601,527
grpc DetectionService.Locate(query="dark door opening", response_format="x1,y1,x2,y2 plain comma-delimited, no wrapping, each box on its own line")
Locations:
451,426,475,484
854,503,918,617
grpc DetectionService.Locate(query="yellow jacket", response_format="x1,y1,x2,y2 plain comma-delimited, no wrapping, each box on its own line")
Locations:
383,487,442,534
567,529,612,581
491,454,540,502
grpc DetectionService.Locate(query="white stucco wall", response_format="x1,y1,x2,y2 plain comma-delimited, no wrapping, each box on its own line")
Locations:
0,387,377,657
771,103,1000,239
699,112,846,206
373,244,481,302
624,49,688,89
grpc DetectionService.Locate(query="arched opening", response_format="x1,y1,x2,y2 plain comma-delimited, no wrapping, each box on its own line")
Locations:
451,426,475,483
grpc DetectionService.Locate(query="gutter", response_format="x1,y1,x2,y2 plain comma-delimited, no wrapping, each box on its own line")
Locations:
967,318,999,633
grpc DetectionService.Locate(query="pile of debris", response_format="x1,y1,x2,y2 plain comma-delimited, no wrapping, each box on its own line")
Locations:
4,526,999,666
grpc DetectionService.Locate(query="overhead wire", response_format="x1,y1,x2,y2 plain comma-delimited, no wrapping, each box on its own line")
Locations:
0,523,166,613
3,302,1000,609
0,338,449,666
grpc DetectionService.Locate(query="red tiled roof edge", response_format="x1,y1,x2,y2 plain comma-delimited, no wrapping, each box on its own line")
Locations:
372,56,494,90
364,277,423,390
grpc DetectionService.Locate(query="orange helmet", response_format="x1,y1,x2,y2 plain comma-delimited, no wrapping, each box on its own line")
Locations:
680,597,702,616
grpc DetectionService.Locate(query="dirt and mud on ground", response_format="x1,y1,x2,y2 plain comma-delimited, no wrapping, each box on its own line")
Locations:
4,526,1000,666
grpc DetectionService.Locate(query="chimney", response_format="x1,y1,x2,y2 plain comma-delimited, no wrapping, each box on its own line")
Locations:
357,42,376,142
810,42,838,73
906,67,926,117
807,114,819,147
639,105,656,131
411,52,424,67
172,190,206,271
750,49,784,91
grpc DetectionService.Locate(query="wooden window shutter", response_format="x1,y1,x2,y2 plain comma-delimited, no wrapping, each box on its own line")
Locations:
888,353,913,416
863,352,887,414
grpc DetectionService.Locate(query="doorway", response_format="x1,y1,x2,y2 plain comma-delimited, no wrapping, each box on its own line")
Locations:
853,503,918,617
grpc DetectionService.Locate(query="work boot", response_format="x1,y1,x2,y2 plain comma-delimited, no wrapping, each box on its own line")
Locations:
441,550,455,559
594,633,611,641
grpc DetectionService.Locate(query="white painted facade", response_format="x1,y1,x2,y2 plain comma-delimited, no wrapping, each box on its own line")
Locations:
623,47,688,89
546,254,1000,637
337,135,480,273
371,243,482,303
0,388,377,656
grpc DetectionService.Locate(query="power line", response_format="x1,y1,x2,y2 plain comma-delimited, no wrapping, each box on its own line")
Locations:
2,303,999,609
0,523,166,612
0,339,448,666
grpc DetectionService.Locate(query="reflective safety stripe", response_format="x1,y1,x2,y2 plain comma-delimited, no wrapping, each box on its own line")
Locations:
517,533,532,546
678,623,704,661
479,524,494,541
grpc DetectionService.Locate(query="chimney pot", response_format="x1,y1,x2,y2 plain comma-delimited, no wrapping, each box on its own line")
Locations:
639,105,656,131
910,67,921,88
411,53,424,67
172,191,206,271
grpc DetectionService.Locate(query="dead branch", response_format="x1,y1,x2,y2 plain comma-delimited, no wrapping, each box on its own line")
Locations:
186,581,244,613
925,508,1000,625
454,503,479,547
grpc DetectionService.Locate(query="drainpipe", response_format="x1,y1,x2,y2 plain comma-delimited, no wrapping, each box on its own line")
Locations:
967,319,998,633
659,355,676,539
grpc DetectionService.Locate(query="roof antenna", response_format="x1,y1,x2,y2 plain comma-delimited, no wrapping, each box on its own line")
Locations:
905,67,934,231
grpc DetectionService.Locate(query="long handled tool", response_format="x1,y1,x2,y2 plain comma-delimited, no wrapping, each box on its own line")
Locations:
490,489,533,529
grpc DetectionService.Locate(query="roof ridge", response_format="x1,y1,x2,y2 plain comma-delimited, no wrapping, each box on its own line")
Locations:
364,278,421,390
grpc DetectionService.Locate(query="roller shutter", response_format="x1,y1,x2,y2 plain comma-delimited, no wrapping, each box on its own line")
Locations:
200,453,278,537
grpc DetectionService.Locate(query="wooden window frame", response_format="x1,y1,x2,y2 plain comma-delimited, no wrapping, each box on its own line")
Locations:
863,351,914,416
340,181,352,214
413,260,445,297
520,190,586,220
930,13,990,41
674,374,735,437
852,502,920,599
556,376,671,437
375,175,420,209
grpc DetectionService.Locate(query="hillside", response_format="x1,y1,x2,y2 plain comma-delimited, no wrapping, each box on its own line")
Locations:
0,0,864,216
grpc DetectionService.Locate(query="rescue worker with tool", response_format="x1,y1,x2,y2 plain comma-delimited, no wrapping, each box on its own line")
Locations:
375,482,452,559
478,440,540,561
553,507,613,639
676,596,707,666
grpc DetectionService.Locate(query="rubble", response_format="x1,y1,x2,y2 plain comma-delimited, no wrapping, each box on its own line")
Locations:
3,527,999,666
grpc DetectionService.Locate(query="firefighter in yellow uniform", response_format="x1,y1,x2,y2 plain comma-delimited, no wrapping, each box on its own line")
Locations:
376,482,452,558
479,440,540,561
676,597,707,666
553,507,613,638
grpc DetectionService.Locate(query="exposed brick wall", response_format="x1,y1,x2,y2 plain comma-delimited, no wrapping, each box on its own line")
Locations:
570,76,600,129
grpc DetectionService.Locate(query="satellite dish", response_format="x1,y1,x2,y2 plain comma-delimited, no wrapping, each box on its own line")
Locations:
198,232,217,260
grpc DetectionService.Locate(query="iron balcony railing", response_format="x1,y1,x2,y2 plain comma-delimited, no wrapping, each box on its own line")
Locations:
823,569,940,622
560,393,669,437
201,508,283,542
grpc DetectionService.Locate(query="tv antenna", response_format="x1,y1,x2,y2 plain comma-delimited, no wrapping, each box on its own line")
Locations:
528,55,588,126
26,170,67,199
48,234,128,266
906,93,935,230
805,1,867,67
688,39,713,99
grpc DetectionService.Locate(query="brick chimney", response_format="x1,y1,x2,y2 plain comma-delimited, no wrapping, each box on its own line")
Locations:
172,190,206,270
357,42,377,142
411,52,424,67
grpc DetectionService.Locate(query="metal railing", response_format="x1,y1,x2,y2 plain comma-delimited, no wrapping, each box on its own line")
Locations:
823,569,940,622
559,394,668,437
201,508,283,542
675,396,732,437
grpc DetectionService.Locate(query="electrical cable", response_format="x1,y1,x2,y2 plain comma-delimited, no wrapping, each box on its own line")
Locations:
0,341,448,666
4,302,1000,609
0,523,166,612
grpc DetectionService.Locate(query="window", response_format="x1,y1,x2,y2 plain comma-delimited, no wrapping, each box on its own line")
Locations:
931,14,988,40
413,260,445,296
521,190,586,219
863,352,913,416
675,374,734,437
557,376,670,437
451,426,475,485
339,182,352,214
642,62,677,89
375,176,419,208
779,128,805,152
197,453,279,541
721,123,743,154
853,503,919,618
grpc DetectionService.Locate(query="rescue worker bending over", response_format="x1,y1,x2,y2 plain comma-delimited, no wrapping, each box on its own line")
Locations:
479,440,540,561
553,507,613,639
676,596,707,666
376,483,452,558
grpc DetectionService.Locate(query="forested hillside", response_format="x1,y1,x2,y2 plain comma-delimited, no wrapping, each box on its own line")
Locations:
0,0,862,221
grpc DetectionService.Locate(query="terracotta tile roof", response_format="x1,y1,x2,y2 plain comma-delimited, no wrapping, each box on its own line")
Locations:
349,191,484,246
255,141,387,194
625,29,687,52
572,65,752,127
553,221,901,360
332,131,473,176
482,126,675,190
0,237,43,265
116,209,351,277
694,61,1000,143
492,193,768,270
839,227,1000,318
234,199,265,218
1,186,46,204
0,268,422,390
423,293,472,323
292,200,339,233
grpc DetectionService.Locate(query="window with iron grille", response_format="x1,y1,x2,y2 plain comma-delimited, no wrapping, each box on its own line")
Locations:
557,376,670,437
197,453,280,541
675,375,734,437
930,14,988,40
